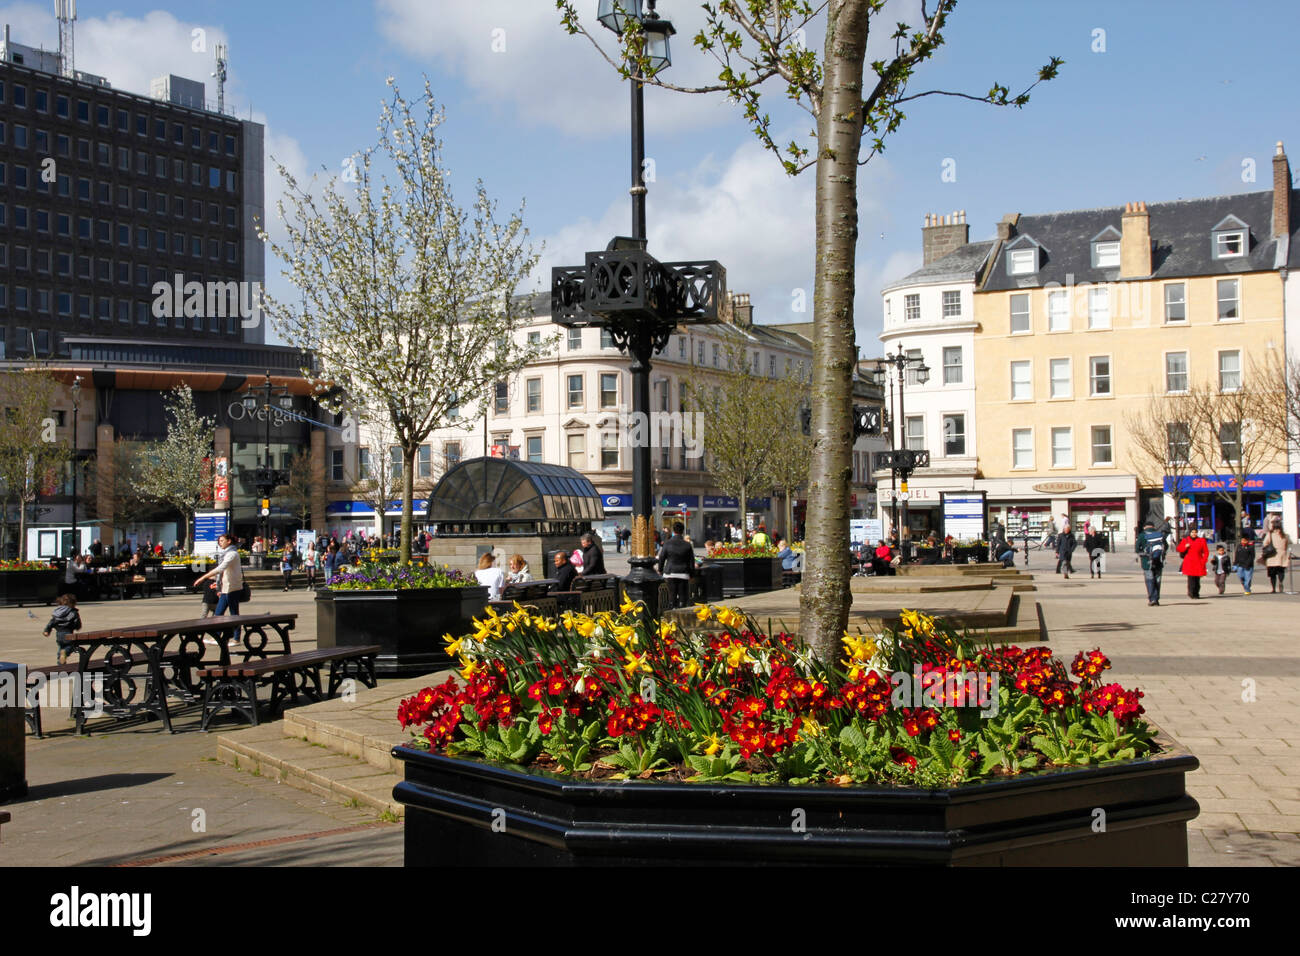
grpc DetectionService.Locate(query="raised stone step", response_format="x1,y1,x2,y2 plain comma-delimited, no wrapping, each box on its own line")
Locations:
216,723,404,818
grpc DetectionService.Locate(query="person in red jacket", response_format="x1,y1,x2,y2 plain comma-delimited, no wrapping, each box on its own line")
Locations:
1176,527,1209,599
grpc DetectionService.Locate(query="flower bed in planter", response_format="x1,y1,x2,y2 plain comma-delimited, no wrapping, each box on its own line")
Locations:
0,563,59,607
315,563,487,677
705,546,782,596
391,604,1197,866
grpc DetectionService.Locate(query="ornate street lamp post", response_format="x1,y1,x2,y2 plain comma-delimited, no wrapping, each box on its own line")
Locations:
240,373,293,560
553,1,726,618
871,346,929,559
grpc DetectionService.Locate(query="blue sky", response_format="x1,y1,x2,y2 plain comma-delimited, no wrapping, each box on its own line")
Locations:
3,0,1295,349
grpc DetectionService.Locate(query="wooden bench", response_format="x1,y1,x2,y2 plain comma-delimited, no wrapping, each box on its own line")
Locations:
196,645,381,731
23,649,178,738
23,629,180,735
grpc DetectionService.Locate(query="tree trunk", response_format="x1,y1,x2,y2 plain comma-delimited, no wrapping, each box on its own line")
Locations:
400,446,415,564
799,2,869,662
738,480,747,543
18,497,28,560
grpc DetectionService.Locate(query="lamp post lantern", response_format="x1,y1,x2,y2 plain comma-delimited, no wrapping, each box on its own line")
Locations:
552,1,723,619
873,345,929,558
69,376,81,559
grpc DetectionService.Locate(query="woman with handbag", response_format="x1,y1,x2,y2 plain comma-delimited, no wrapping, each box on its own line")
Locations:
1261,520,1292,594
194,533,247,615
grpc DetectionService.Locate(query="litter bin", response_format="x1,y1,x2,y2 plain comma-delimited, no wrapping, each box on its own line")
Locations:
694,563,724,603
0,662,27,802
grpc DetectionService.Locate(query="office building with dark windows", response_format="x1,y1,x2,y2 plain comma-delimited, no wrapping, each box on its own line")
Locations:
0,26,266,358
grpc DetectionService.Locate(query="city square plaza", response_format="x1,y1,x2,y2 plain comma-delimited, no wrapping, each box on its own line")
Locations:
0,550,1296,867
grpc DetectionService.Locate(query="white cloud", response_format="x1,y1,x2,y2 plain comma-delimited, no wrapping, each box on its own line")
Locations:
534,131,907,352
375,0,792,138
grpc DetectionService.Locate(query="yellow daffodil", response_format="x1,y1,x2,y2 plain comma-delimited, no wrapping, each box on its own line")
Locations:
841,633,877,663
612,624,639,649
725,643,752,669
702,733,722,757
444,634,465,658
623,652,650,676
715,607,743,629
680,657,701,678
459,660,480,680
695,605,713,622
576,617,598,639
800,716,823,739
619,595,641,614
658,620,678,640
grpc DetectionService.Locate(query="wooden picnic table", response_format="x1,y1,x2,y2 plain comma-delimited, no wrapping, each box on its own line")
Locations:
35,613,297,734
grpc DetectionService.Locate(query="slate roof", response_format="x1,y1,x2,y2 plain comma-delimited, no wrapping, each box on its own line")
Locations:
982,189,1297,291
883,240,996,291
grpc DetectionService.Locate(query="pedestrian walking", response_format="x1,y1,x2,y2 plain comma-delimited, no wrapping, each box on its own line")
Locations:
1261,519,1292,594
1233,535,1256,595
1210,544,1231,595
580,532,606,576
281,547,295,591
1055,527,1076,578
656,521,696,610
614,524,624,553
43,593,82,664
193,533,246,616
1136,520,1167,606
1084,528,1105,578
1176,527,1209,599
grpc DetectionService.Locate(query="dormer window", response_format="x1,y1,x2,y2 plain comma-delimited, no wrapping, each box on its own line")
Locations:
1215,231,1245,258
1008,248,1036,275
1090,226,1122,268
1211,215,1249,260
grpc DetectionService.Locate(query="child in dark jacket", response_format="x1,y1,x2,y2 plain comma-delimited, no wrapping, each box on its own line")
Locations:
43,593,83,664
1210,545,1232,595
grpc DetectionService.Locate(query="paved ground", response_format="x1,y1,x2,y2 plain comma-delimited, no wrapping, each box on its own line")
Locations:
1,549,1295,866
1026,552,1300,867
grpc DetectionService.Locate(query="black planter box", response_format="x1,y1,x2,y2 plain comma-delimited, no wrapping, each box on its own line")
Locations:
0,570,59,607
712,557,783,597
316,586,489,677
392,726,1199,866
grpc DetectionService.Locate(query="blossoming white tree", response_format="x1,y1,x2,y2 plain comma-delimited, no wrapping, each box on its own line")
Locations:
262,79,550,561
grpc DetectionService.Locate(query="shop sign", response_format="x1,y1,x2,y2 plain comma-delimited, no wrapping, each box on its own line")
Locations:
1033,482,1086,494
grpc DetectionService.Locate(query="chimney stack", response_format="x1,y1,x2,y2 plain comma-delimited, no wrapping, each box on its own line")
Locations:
995,213,1019,242
922,209,969,265
1274,141,1291,240
729,292,753,327
1121,201,1151,278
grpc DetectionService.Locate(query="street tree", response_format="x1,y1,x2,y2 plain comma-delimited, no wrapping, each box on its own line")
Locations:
1123,390,1203,534
262,79,550,562
0,370,68,559
556,0,1060,658
765,372,813,542
137,385,216,552
1187,362,1288,533
685,342,787,539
